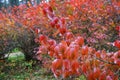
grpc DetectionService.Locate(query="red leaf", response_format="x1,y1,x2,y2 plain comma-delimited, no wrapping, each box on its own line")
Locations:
52,59,63,70
71,60,80,74
59,41,68,53
65,32,74,39
81,64,87,73
48,6,53,12
95,51,101,58
88,72,94,80
63,59,70,70
50,21,55,28
42,9,47,15
99,72,106,80
48,39,56,46
54,46,60,53
59,27,67,35
65,40,70,46
93,67,100,79
66,47,78,60
55,24,60,29
53,17,59,24
116,59,120,66
75,36,84,46
60,17,65,24
81,46,88,55
39,35,47,42
115,26,120,31
48,51,54,57
114,40,120,49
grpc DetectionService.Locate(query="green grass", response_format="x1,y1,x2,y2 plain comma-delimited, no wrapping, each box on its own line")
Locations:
0,61,55,80
0,60,86,80
11,48,21,53
0,49,54,79
0,50,86,80
76,75,86,80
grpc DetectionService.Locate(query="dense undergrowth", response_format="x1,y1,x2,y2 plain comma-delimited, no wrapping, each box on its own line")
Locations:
0,0,120,80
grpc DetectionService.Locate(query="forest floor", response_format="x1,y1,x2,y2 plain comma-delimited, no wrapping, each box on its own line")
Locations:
0,52,85,80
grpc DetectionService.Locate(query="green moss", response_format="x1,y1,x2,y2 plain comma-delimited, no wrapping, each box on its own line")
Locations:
7,52,25,62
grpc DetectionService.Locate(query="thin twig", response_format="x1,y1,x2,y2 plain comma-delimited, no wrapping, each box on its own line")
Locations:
95,57,117,65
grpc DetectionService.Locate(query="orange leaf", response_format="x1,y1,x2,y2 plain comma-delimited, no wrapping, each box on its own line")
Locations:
75,36,84,46
93,67,101,79
81,46,88,55
71,60,80,74
52,59,63,70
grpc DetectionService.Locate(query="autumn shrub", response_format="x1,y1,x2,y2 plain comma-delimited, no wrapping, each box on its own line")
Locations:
16,28,38,60
0,0,120,79
4,0,119,51
33,0,120,80
0,13,18,59
47,0,120,51
9,0,120,51
0,11,38,60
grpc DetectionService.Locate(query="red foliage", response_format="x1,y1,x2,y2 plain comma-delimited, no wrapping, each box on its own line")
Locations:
35,1,120,79
0,0,120,79
114,40,120,49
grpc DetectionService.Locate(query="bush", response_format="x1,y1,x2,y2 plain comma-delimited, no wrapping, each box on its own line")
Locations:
0,0,120,79
34,0,120,79
0,11,38,60
17,28,38,60
51,0,120,51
